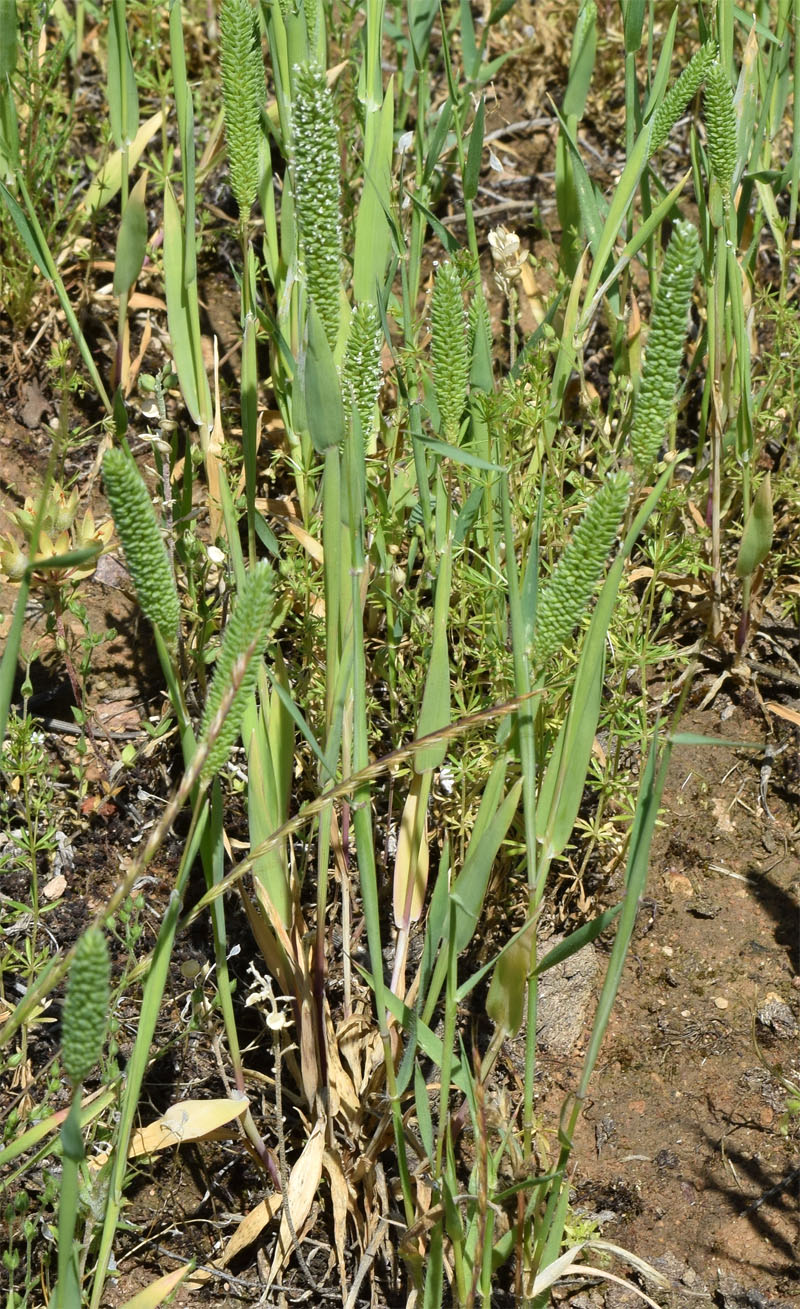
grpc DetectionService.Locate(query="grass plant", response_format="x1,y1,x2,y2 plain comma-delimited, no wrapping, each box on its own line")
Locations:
0,0,797,1304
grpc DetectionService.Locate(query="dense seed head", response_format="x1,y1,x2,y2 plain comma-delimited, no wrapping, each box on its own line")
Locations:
102,447,180,645
292,62,342,349
431,261,469,443
61,929,111,1086
630,220,699,475
704,62,737,199
199,560,275,781
220,0,264,218
650,41,717,154
342,302,383,441
533,471,630,668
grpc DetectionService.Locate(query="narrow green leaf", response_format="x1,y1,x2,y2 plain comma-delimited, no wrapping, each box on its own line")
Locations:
486,918,535,1037
353,80,394,303
81,110,163,214
417,434,501,472
246,713,292,927
0,179,52,277
736,471,773,579
642,8,679,118
563,1,597,119
422,101,452,187
582,118,653,309
453,483,484,545
408,0,438,64
414,1064,434,1160
534,905,620,973
25,544,102,577
0,76,19,179
169,0,197,286
536,632,604,859
487,0,515,24
463,95,485,201
163,180,210,428
113,171,148,295
107,0,139,150
0,0,17,79
668,733,762,749
304,301,345,453
414,542,452,772
621,0,645,53
449,779,522,956
405,189,459,254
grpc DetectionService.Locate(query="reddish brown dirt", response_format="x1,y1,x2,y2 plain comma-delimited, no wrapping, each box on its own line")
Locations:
528,704,800,1307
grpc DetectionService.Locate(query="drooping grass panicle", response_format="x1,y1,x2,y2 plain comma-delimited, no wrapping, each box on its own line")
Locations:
431,260,469,443
199,560,275,782
341,300,383,442
102,447,180,646
649,41,717,155
61,928,111,1087
704,61,737,201
220,0,264,219
533,471,630,668
292,61,342,349
629,219,699,475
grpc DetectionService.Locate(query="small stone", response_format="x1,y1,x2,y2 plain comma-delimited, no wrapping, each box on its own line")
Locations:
713,996,729,1009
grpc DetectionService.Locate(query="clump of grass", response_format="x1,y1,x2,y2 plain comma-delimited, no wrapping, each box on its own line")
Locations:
1,2,797,1305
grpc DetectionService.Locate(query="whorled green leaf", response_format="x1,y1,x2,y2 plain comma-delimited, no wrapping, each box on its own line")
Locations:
199,560,275,781
102,447,180,644
533,471,630,667
630,219,699,474
220,0,263,217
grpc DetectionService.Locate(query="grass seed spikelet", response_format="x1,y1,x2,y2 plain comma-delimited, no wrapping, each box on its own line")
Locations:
199,560,275,781
341,302,383,441
650,41,717,154
61,928,111,1086
533,472,630,668
102,447,180,645
704,62,737,201
630,219,699,475
220,0,264,218
431,260,469,443
292,62,342,349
